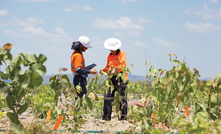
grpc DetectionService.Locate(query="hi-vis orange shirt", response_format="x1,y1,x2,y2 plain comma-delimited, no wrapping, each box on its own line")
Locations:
102,50,128,80
71,50,85,74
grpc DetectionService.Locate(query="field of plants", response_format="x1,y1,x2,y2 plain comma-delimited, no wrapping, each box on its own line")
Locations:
0,44,221,134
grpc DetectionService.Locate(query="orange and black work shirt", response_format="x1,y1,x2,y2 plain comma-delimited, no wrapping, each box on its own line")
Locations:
70,50,86,75
102,50,129,80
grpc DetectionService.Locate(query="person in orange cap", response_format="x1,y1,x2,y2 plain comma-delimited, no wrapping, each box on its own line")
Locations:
99,37,129,121
71,35,97,98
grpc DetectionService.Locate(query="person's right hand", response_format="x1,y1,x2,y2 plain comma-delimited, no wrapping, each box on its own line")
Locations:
90,69,97,74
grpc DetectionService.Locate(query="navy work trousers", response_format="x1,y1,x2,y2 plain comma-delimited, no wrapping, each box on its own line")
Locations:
102,78,128,121
73,75,87,98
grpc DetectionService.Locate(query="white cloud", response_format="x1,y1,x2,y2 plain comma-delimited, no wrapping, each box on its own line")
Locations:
153,38,178,47
132,41,147,47
63,8,73,12
63,3,91,12
55,27,67,36
122,0,138,3
195,7,221,19
115,32,124,37
0,16,44,26
4,26,68,38
4,26,48,38
19,0,54,2
83,4,91,11
128,31,142,37
203,3,208,10
182,10,191,14
137,17,154,23
184,22,220,33
210,0,218,3
0,10,8,16
92,17,145,30
57,22,64,26
182,5,221,19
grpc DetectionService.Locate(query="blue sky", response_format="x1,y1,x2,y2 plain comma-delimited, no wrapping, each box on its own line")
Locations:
0,0,220,79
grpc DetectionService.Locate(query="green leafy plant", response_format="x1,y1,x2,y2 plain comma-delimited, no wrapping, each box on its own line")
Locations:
0,43,47,134
173,112,221,134
24,120,53,134
31,85,56,118
0,92,7,111
49,67,71,106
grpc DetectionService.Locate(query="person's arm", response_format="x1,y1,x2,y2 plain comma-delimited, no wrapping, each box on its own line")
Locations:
75,67,90,74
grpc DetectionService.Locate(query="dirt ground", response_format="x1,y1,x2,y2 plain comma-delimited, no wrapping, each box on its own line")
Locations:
0,113,141,134
0,94,142,134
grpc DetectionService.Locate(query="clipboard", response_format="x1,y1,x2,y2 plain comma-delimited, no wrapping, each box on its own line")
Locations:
85,63,97,70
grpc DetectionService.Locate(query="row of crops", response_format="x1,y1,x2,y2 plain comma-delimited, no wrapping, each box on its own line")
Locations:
0,44,221,134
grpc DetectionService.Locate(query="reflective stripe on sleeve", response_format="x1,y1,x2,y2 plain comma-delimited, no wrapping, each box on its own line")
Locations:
72,72,79,75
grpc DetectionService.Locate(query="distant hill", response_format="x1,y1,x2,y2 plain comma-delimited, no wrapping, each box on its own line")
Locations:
42,73,213,84
42,73,147,84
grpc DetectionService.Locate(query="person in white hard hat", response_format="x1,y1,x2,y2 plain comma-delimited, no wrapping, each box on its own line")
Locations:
71,35,97,99
99,37,129,121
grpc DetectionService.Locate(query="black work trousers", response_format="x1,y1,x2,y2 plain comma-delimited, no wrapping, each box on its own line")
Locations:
102,78,128,121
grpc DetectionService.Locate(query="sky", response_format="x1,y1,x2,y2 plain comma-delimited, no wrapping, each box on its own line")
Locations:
0,0,220,79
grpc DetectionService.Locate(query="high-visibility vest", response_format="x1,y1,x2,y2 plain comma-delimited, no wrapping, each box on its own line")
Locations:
70,50,86,75
102,50,128,80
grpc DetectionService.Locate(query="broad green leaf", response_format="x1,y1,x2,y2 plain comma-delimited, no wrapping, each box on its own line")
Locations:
16,88,25,103
167,82,173,94
37,54,47,64
173,59,181,65
61,75,71,87
30,63,47,75
4,50,13,60
85,95,93,110
10,123,24,134
7,112,19,124
6,94,15,112
164,71,171,84
198,100,207,112
191,80,198,94
17,103,29,115
49,75,57,82
29,73,43,87
13,55,24,67
19,75,30,89
88,91,99,101
26,54,37,63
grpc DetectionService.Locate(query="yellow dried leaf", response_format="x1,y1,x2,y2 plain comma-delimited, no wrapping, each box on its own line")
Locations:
131,64,134,68
142,61,147,67
3,43,13,52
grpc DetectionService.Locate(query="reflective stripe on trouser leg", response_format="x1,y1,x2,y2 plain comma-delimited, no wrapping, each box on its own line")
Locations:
102,78,128,120
102,88,114,120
